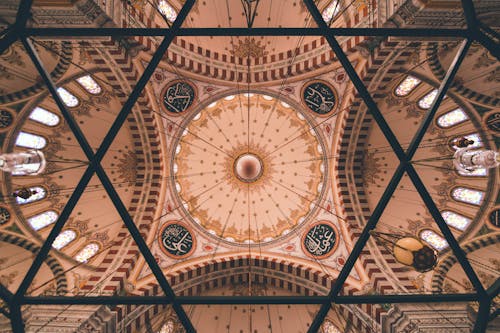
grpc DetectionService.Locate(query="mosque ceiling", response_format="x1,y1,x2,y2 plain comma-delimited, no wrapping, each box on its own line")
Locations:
0,0,498,332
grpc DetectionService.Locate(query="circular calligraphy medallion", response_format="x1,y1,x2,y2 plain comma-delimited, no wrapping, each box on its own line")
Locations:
158,221,196,259
0,207,11,225
301,80,338,116
161,80,196,116
0,110,13,129
488,208,500,230
485,112,500,134
301,221,339,259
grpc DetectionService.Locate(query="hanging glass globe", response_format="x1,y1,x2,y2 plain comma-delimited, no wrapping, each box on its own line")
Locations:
393,237,438,273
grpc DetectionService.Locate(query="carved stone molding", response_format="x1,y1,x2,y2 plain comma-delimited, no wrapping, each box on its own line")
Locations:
382,303,473,333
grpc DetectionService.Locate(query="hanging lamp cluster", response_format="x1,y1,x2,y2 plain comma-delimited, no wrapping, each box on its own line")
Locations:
370,231,438,273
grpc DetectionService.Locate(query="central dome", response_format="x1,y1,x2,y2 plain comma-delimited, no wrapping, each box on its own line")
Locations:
172,93,327,244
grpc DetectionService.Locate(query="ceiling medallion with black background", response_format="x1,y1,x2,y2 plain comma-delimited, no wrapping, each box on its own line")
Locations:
301,80,338,116
301,221,340,259
161,80,197,116
158,221,196,259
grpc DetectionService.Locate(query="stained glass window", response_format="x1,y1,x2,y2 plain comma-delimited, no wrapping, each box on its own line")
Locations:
451,187,484,205
322,1,341,23
158,321,174,333
437,108,468,128
457,167,487,177
322,320,342,333
57,87,79,107
52,230,76,250
15,186,46,205
29,107,60,127
441,211,471,231
420,229,448,251
158,0,177,22
75,243,100,263
418,89,440,109
27,211,58,231
11,162,43,176
452,133,482,150
76,75,102,95
15,132,47,149
395,76,421,97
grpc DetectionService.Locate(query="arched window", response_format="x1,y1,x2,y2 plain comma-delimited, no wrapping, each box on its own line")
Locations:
57,87,79,107
52,230,76,250
27,210,58,231
322,320,342,333
15,132,47,149
158,0,177,22
395,76,421,97
158,320,174,333
75,243,100,263
452,133,482,150
420,229,448,251
76,75,102,95
15,186,47,205
418,89,445,109
457,167,487,177
436,108,468,128
451,187,484,205
11,162,44,176
441,211,471,231
29,107,60,127
322,1,341,23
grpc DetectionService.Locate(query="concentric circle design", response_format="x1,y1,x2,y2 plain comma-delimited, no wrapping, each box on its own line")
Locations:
172,93,327,244
234,153,263,183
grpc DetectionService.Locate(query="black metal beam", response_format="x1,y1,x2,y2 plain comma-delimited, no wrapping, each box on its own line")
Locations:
460,0,478,30
20,293,479,305
0,28,17,56
474,29,500,61
14,0,33,29
14,1,197,332
302,0,485,331
405,166,487,297
21,296,327,305
472,298,492,333
21,27,469,37
0,284,12,304
302,0,410,330
9,304,23,333
487,277,500,299
15,38,98,299
0,307,10,319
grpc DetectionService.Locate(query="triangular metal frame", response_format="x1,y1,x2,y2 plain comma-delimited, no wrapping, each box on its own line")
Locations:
0,0,498,332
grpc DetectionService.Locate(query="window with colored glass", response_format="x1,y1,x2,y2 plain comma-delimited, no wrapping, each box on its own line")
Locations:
395,76,421,97
441,211,471,231
52,230,77,250
75,243,100,263
158,0,177,22
15,132,47,149
27,210,58,230
29,107,60,127
57,87,79,107
420,229,448,251
76,75,102,95
451,187,484,205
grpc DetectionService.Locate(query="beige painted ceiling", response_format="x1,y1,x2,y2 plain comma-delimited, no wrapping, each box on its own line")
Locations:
173,93,326,243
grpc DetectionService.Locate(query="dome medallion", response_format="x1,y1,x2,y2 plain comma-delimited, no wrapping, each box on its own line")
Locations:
171,94,328,245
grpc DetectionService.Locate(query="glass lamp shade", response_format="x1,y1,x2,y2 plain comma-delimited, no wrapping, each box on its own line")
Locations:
393,237,438,273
